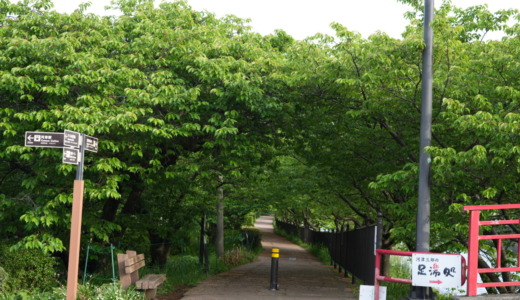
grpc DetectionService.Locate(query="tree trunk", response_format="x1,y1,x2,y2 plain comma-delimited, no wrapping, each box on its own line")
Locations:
101,197,120,222
216,200,224,258
199,214,206,265
149,230,171,266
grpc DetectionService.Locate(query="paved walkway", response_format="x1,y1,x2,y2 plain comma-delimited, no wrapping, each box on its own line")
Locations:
182,216,356,299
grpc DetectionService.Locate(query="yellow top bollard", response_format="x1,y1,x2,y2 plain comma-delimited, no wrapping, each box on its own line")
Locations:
272,248,280,258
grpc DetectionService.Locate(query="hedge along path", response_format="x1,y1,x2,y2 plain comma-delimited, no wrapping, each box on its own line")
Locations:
182,216,356,300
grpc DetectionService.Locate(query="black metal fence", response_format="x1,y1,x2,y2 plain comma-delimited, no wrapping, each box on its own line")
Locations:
276,220,377,284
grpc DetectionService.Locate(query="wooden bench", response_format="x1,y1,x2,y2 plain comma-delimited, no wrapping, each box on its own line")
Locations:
117,250,166,300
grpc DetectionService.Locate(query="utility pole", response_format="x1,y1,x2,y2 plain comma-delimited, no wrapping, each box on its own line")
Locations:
408,0,436,299
417,0,433,254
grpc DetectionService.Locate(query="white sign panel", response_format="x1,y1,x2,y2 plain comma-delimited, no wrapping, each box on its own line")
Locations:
412,253,462,288
63,148,80,165
64,130,81,148
85,135,98,153
359,285,386,300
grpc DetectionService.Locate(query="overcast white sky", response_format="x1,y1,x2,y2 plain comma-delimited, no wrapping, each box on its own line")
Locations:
49,0,520,40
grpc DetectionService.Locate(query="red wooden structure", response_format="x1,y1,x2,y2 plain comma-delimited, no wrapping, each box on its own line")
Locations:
374,249,412,300
465,203,520,296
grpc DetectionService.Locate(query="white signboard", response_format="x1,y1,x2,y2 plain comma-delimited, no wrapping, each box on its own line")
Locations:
85,135,98,153
64,130,81,148
359,285,386,300
412,253,462,288
63,148,80,165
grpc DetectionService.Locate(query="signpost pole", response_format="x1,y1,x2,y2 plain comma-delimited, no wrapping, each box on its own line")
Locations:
25,130,96,300
66,134,86,300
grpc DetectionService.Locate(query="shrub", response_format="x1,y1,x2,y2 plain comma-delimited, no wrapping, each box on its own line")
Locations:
0,288,62,300
222,247,254,267
306,243,331,265
77,283,143,300
0,267,7,292
0,245,58,292
241,227,262,250
0,284,143,300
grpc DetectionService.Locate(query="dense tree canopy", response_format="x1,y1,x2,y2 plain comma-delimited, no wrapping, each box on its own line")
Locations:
0,0,286,261
1,0,520,290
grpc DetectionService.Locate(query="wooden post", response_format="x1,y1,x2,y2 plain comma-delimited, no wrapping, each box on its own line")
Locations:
66,180,85,300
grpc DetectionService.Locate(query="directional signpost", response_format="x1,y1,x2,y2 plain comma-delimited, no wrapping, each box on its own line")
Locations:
25,131,65,148
64,130,81,148
85,135,98,153
24,130,98,300
63,148,80,165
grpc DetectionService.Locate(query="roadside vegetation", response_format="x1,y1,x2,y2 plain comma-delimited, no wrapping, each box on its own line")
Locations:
0,226,262,299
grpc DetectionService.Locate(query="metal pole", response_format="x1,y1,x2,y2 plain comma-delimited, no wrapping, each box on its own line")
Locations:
417,0,433,258
409,1,435,299
376,212,384,277
66,134,86,300
269,248,279,290
75,134,85,181
82,244,90,285
111,244,116,283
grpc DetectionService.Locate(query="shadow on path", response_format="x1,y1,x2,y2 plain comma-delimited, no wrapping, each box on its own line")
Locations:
181,216,356,300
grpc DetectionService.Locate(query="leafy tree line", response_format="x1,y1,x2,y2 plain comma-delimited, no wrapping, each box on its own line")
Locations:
0,0,285,268
0,0,520,293
263,1,520,292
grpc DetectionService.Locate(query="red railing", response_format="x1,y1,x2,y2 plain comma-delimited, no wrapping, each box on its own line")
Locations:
374,249,466,300
465,203,520,296
374,249,413,300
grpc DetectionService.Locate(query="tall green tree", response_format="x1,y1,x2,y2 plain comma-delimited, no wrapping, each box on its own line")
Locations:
272,1,519,260
0,0,285,265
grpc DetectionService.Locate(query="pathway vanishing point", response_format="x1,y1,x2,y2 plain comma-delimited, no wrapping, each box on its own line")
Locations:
181,216,357,300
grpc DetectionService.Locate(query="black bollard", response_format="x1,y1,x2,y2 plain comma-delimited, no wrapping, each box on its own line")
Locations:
269,248,279,290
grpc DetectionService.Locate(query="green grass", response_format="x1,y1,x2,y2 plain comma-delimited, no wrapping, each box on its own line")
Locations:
0,284,143,300
141,245,262,296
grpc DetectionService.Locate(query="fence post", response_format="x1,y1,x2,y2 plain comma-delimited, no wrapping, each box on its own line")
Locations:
331,228,337,269
327,229,332,267
82,244,91,285
376,212,383,276
338,228,343,274
110,244,116,283
467,209,480,296
377,213,383,249
343,224,348,278
374,249,381,300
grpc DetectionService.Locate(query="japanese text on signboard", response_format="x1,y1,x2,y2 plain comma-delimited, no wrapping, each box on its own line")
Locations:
412,253,462,288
